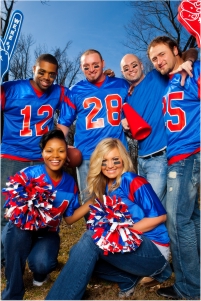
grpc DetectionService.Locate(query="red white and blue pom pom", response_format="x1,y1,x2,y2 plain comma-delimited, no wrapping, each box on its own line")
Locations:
2,172,59,231
87,195,143,255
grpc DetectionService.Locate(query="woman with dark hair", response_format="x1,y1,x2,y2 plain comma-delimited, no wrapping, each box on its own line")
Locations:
45,138,172,300
1,129,92,300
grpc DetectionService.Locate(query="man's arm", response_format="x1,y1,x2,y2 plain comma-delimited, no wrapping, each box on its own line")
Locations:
170,48,198,86
182,48,198,62
57,124,69,137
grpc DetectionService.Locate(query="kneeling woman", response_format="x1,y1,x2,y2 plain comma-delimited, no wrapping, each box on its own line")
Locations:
1,129,92,300
45,138,172,300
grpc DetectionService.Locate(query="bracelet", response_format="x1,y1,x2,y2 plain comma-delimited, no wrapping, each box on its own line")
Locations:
187,59,194,64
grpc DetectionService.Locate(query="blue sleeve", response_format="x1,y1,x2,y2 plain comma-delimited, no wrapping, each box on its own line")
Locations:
120,173,167,218
63,189,80,217
133,182,167,218
58,89,77,127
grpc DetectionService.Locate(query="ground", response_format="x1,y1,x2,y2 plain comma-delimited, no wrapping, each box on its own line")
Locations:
1,218,174,300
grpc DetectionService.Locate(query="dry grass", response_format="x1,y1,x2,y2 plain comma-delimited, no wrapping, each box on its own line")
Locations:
1,217,174,300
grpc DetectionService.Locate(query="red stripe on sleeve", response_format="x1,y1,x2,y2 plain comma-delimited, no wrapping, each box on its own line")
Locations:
1,86,6,110
128,176,148,201
198,75,200,100
60,86,65,102
63,95,76,110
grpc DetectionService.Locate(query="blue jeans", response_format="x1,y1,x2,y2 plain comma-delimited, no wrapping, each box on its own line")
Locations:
1,221,60,300
1,158,42,262
166,153,200,299
45,230,172,300
138,151,167,205
76,159,90,204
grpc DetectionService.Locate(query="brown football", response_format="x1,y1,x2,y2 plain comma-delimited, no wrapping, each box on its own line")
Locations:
67,147,82,168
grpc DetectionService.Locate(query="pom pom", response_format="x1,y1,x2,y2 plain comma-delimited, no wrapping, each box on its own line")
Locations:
2,172,68,231
87,195,143,255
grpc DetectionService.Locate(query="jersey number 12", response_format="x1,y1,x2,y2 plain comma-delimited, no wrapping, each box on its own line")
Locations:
20,105,53,136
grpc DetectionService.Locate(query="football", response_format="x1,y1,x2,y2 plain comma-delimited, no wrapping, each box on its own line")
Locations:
67,147,83,168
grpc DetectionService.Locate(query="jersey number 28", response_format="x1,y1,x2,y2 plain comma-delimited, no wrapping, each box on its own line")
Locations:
83,94,122,129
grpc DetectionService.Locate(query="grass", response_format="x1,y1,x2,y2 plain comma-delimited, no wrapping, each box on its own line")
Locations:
1,217,174,300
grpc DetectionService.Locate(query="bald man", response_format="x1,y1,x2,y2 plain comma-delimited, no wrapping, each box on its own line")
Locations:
120,51,197,206
121,53,168,205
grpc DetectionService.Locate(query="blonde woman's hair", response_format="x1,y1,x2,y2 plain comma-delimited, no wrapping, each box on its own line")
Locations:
86,138,135,201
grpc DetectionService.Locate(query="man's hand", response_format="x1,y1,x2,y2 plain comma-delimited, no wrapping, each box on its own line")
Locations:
128,83,135,95
169,60,193,86
121,118,129,130
103,69,115,77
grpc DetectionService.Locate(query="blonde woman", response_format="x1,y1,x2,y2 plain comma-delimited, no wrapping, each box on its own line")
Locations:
46,138,172,300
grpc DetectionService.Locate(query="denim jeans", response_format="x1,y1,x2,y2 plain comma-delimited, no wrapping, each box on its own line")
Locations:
166,153,200,299
45,230,172,300
1,221,60,300
1,158,42,262
138,151,167,205
76,159,90,204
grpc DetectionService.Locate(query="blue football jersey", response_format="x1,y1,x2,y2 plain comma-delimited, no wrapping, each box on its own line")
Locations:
107,172,169,245
1,80,68,160
128,70,168,156
58,76,130,159
162,61,200,164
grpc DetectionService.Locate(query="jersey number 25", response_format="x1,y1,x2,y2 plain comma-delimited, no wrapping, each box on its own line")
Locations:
162,91,186,132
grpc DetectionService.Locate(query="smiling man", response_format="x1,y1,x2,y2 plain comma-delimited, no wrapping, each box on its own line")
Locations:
120,53,168,205
57,49,130,208
147,36,200,300
0,54,70,276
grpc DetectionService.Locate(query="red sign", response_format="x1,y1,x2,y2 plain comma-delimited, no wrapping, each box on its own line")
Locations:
178,0,201,47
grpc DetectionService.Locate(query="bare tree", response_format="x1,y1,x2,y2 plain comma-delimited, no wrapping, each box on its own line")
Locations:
9,34,35,79
124,0,197,65
0,0,16,37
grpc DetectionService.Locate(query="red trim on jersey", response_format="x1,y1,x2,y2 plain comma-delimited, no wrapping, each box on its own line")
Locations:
128,176,148,201
168,74,174,80
50,177,62,187
1,86,6,110
60,86,65,102
1,154,43,162
94,80,105,88
74,183,78,194
168,147,201,165
31,83,44,98
152,240,170,247
63,95,76,110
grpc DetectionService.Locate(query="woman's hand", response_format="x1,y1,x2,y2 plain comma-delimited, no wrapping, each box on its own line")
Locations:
131,215,167,233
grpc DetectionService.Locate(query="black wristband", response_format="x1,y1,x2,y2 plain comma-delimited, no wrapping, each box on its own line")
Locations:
188,59,194,64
